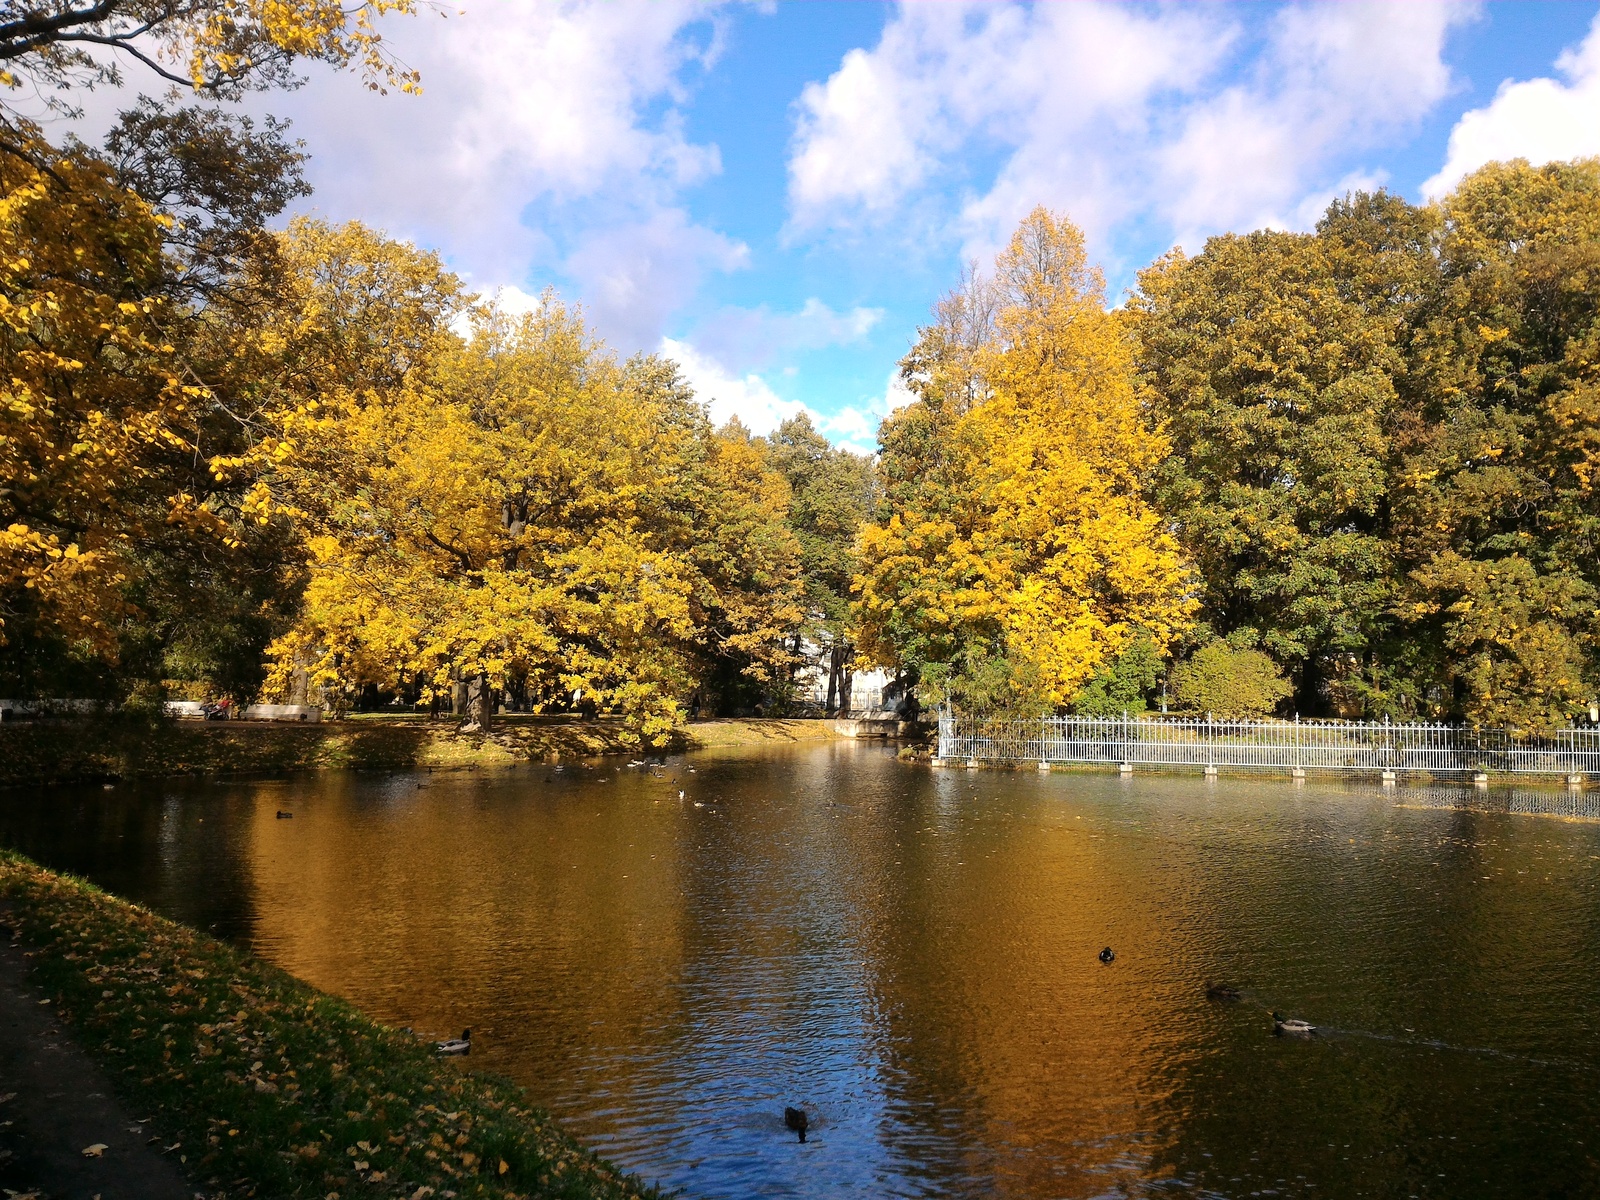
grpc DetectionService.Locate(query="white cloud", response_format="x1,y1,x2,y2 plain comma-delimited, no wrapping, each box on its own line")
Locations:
789,1,1476,259
686,297,884,373
563,210,749,350
1160,3,1467,242
661,338,895,455
224,0,746,350
1422,12,1600,198
663,337,808,434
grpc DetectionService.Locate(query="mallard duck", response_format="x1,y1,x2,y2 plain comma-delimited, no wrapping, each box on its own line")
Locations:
1098,946,1116,964
435,1028,472,1055
1272,1011,1314,1035
784,1106,809,1143
1206,983,1242,1002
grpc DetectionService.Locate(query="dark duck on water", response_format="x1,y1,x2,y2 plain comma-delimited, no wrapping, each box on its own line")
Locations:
1098,946,1115,964
784,1107,809,1143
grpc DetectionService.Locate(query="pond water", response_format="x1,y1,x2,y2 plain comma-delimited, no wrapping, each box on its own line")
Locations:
3,743,1599,1199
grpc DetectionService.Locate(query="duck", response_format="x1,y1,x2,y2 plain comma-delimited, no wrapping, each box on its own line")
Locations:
1098,946,1116,964
1206,983,1242,1002
1272,1011,1314,1036
435,1028,472,1056
275,810,294,820
678,790,686,800
783,1106,809,1143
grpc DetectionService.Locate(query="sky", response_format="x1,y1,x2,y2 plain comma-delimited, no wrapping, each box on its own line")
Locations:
52,0,1600,452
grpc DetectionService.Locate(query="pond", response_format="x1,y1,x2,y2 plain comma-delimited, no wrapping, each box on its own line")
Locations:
3,743,1598,1199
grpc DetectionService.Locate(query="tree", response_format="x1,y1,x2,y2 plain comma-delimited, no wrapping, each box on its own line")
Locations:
1394,159,1600,727
0,0,419,704
1168,641,1292,718
1133,163,1600,728
857,207,1193,712
255,242,801,739
1072,633,1163,717
0,0,418,101
765,413,875,711
1131,223,1405,716
0,127,192,681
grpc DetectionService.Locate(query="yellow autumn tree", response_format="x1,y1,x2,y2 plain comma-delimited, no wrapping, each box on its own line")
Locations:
0,127,200,658
857,207,1192,712
252,222,800,740
0,1,419,99
0,0,418,698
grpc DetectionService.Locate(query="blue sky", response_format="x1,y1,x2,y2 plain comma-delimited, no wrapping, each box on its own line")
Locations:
74,1,1600,451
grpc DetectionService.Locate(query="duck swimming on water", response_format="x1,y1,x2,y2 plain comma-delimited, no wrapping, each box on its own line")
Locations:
784,1107,809,1143
1098,946,1116,964
1206,983,1242,1002
435,1028,472,1055
1272,1011,1314,1036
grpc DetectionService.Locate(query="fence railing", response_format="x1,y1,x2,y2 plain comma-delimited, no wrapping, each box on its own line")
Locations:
935,713,1600,778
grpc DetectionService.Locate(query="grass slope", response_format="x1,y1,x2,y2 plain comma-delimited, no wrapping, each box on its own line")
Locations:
0,852,666,1200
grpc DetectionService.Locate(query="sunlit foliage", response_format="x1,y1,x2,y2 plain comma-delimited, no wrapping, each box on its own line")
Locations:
857,207,1193,713
251,224,801,740
1136,159,1600,728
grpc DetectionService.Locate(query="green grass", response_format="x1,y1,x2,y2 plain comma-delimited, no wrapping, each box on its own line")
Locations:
0,851,668,1200
0,715,649,787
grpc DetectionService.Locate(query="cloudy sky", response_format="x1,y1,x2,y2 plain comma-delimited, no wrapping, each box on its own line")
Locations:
59,0,1600,451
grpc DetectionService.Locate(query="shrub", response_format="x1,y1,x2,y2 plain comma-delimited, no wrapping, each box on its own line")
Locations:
1072,634,1163,716
1169,641,1292,718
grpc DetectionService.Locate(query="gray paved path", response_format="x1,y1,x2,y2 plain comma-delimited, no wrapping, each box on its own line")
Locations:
0,908,193,1200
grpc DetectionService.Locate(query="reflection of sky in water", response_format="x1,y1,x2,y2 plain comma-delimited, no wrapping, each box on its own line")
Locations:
2,749,1598,1198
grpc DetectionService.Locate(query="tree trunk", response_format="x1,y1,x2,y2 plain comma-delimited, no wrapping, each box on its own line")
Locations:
464,672,492,730
1295,653,1323,719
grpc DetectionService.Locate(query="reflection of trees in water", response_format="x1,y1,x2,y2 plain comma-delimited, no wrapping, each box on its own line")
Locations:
6,759,1599,1198
1387,783,1600,822
0,779,261,942
841,767,1220,1198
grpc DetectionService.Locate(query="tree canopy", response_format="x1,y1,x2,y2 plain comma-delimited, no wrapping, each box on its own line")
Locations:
1,0,1596,740
856,207,1193,713
1134,159,1600,727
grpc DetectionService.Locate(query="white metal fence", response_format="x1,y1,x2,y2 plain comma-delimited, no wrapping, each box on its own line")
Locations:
936,713,1600,778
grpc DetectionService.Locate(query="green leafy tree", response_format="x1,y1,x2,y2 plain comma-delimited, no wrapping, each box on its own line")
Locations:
1132,223,1404,716
1390,159,1600,728
765,413,875,710
1169,641,1293,718
1072,633,1163,717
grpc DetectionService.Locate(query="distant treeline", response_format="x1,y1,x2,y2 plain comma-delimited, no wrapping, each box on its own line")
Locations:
2,20,1595,734
860,162,1600,730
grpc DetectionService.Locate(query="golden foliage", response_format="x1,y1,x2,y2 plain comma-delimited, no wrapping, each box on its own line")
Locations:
857,208,1193,709
0,123,204,650
250,224,800,739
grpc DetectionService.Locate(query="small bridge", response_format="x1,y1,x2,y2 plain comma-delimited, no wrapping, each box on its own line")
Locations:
934,714,1599,782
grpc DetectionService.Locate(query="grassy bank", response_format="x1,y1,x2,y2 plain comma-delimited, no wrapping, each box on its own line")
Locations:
0,716,646,787
0,714,869,787
682,717,859,748
0,850,663,1200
